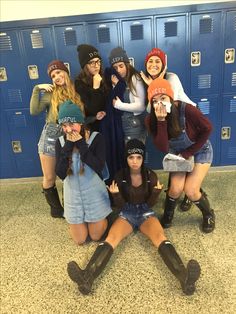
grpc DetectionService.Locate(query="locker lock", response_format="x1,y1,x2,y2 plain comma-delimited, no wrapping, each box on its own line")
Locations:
12,141,22,153
191,51,201,66
225,48,235,64
221,127,231,140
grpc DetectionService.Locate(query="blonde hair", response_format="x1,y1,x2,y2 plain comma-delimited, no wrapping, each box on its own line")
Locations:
51,72,84,122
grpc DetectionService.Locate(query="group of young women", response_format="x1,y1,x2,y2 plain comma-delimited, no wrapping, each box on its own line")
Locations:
30,44,215,296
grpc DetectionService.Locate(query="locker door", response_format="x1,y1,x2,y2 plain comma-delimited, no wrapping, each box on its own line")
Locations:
121,18,153,71
0,30,28,109
190,12,222,96
20,27,56,139
5,108,42,178
145,136,165,170
0,110,17,178
86,21,120,68
155,15,189,92
54,24,86,80
220,95,236,165
191,95,220,166
223,11,236,94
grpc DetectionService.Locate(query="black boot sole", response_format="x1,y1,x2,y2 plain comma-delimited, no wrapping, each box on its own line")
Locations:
67,261,91,295
182,260,201,295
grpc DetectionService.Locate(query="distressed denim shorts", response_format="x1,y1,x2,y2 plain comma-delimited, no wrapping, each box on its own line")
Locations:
38,123,62,157
194,140,213,164
119,203,155,230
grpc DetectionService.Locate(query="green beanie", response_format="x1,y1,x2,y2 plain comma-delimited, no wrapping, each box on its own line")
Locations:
58,100,84,124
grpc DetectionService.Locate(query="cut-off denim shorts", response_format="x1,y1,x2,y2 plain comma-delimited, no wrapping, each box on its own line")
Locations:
38,123,62,157
119,203,155,230
194,140,213,164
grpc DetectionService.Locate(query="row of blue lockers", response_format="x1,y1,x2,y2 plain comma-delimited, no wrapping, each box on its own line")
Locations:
0,2,236,179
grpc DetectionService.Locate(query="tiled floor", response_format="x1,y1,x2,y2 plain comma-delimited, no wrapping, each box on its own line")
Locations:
1,167,236,314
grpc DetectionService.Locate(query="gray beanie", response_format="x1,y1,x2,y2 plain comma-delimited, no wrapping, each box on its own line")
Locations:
109,47,129,65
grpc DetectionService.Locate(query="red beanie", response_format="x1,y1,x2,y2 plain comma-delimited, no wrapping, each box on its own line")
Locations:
145,48,166,66
47,60,69,77
148,78,174,102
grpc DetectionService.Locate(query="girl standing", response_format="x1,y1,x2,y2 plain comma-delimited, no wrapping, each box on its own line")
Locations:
30,60,84,218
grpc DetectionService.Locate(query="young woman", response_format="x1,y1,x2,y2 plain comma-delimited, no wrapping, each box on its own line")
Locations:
146,78,215,233
55,100,112,244
108,47,147,144
75,44,107,132
141,47,197,212
66,139,201,296
30,60,84,218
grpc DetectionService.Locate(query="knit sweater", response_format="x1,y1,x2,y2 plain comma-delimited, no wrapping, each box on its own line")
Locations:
30,85,53,122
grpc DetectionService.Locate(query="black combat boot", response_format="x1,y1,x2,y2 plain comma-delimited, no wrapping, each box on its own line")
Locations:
160,195,178,228
158,240,201,295
179,194,193,212
193,191,215,233
67,242,113,295
43,185,64,218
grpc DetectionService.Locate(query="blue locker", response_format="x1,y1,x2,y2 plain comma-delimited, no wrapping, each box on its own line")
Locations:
223,10,236,94
220,95,236,165
190,12,222,96
145,136,165,170
0,30,28,109
54,24,86,80
155,14,189,93
86,21,120,68
121,18,153,71
20,27,56,139
191,95,220,165
5,108,42,178
0,110,17,178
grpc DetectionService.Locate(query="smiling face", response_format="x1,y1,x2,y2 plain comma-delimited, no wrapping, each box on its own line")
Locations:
127,154,143,171
86,57,101,76
146,56,163,78
112,62,127,78
50,69,66,86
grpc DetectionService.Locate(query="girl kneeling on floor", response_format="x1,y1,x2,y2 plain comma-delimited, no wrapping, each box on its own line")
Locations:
55,100,112,244
67,139,201,296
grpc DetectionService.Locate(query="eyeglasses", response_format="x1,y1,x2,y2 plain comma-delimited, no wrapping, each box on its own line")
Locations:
87,59,101,67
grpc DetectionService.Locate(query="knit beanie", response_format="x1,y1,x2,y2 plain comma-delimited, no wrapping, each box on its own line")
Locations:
77,44,101,68
148,78,174,102
47,60,69,77
125,139,145,158
58,100,84,124
145,48,166,66
109,47,129,65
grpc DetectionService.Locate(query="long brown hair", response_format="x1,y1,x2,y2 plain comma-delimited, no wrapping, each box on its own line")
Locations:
149,100,182,139
51,72,84,122
77,64,105,88
125,63,142,97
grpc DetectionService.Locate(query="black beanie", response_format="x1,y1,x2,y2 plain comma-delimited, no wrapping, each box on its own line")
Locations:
77,44,101,68
109,47,129,65
125,139,145,158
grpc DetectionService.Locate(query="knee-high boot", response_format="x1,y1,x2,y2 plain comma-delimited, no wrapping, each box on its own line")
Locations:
43,185,64,218
67,242,113,295
160,195,178,228
179,194,193,212
158,240,201,295
193,191,215,233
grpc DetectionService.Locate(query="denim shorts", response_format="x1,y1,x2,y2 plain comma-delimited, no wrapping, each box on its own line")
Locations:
38,123,63,157
194,140,213,164
119,203,155,230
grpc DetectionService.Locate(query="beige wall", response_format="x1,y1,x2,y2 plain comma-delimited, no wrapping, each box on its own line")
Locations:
1,0,235,22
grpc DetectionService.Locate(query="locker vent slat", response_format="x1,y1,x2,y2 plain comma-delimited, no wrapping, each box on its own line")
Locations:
234,16,236,31
0,35,13,51
228,147,236,159
130,24,143,40
197,101,210,115
97,27,110,43
230,99,236,113
198,74,211,89
30,33,44,49
13,115,26,127
63,30,77,46
199,18,213,34
8,89,22,103
232,72,236,86
164,21,178,37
